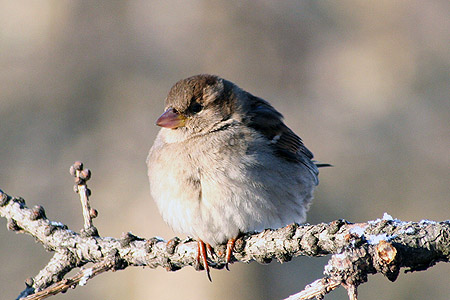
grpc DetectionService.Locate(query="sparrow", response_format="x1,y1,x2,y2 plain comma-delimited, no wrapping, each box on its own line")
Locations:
147,74,327,280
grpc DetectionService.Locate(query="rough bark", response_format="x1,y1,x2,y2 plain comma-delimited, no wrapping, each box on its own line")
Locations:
1,188,449,300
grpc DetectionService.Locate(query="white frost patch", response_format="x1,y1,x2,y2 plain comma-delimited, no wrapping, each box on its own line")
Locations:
333,252,347,260
419,219,437,225
349,226,366,237
368,219,380,225
324,253,348,274
398,227,415,235
366,233,397,245
382,212,394,221
79,268,93,286
50,221,65,227
405,227,415,234
368,213,405,225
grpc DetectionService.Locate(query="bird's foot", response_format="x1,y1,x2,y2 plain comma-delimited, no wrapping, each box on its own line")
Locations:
197,239,212,281
225,238,236,271
196,238,236,279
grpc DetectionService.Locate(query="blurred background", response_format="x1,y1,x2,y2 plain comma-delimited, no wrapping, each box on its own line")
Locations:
1,1,448,299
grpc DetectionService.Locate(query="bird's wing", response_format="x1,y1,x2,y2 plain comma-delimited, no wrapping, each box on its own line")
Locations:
244,93,319,185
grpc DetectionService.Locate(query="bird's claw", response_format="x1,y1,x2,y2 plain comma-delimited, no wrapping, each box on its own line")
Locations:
225,238,236,271
197,240,212,281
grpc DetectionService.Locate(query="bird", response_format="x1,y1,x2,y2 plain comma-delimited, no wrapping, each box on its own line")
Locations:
147,74,328,280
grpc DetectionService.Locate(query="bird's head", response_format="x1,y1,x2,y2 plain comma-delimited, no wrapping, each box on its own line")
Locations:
156,74,239,136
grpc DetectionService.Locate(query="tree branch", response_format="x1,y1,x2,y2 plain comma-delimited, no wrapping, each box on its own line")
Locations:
1,163,449,300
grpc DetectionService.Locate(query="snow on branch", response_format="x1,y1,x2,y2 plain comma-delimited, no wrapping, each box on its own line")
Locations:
1,162,449,300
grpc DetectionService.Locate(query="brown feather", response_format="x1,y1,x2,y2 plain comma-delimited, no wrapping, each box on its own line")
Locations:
243,93,319,184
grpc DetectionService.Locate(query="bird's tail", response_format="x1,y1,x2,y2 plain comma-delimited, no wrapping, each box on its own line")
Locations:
314,162,333,168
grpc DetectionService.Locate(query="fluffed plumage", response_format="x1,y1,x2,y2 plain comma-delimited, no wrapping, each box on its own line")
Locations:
147,74,326,278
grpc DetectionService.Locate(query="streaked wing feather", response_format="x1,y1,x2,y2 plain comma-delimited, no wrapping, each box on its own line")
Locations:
244,94,319,184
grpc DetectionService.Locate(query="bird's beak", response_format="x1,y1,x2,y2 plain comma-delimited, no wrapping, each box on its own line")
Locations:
156,108,186,129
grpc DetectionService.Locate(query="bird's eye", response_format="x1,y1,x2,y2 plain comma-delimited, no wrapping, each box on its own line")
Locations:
190,102,203,114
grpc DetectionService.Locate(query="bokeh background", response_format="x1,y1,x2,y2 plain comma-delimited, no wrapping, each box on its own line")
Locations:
1,1,449,299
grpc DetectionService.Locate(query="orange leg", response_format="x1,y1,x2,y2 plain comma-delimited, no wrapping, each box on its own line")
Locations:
197,239,212,281
206,243,214,255
225,238,236,271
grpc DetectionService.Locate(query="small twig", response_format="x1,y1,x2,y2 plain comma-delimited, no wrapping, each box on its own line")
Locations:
23,257,115,300
283,278,340,300
69,161,98,236
345,284,358,300
77,183,92,230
